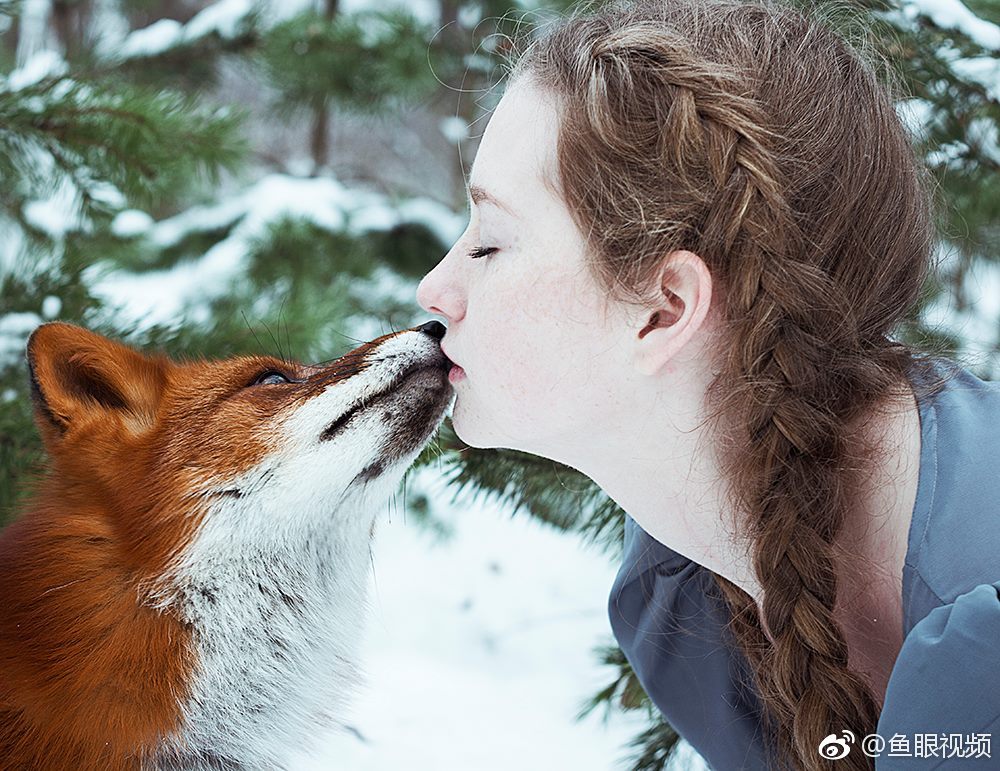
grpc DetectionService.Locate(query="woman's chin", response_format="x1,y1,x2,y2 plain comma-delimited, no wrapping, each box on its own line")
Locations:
448,406,506,451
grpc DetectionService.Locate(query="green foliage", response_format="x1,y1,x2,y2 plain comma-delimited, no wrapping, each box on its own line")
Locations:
110,8,263,93
577,643,682,771
246,216,378,287
0,380,44,526
258,8,441,116
0,243,110,526
578,644,654,718
0,76,248,216
368,220,452,280
625,719,686,771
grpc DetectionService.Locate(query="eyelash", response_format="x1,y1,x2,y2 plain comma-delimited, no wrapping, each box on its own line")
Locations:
467,245,498,260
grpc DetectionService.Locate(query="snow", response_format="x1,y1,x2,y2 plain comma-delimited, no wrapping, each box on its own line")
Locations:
338,0,439,27
947,54,1000,102
355,12,402,47
903,0,1000,50
113,0,436,64
439,115,471,143
879,1,1000,105
0,221,23,281
87,173,464,330
41,295,62,319
184,0,255,42
917,240,1000,378
89,0,132,59
967,116,1000,165
0,312,42,369
22,182,85,239
457,3,484,30
4,48,66,91
115,0,255,60
926,138,970,169
118,19,183,59
895,98,935,141
285,464,706,771
88,180,127,208
876,5,1000,107
111,209,154,238
13,0,56,68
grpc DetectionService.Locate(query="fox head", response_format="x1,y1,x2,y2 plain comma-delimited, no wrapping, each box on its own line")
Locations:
24,321,454,581
8,322,453,767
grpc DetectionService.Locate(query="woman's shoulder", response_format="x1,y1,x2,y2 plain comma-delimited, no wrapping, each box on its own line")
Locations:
873,355,1000,767
877,579,1000,767
905,354,1000,613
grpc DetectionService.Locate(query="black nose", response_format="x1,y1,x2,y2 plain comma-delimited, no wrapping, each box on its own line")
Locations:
416,320,446,340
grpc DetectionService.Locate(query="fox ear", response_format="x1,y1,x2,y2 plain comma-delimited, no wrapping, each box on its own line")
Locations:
26,322,167,444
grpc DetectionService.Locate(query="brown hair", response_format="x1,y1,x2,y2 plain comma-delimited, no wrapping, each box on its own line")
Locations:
496,0,958,768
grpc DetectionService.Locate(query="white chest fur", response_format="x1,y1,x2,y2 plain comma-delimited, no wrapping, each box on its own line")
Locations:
147,509,377,770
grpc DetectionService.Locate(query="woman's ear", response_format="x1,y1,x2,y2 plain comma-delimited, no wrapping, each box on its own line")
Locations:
26,322,168,448
634,250,714,377
638,292,684,340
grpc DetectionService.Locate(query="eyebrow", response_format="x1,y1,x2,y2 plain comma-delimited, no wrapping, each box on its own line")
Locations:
467,183,519,219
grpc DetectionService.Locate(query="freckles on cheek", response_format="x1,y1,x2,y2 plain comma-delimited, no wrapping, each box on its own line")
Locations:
475,335,531,401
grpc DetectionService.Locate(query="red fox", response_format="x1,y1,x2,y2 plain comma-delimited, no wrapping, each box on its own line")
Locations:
0,320,454,770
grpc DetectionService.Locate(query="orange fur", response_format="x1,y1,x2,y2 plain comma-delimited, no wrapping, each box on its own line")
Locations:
0,323,391,770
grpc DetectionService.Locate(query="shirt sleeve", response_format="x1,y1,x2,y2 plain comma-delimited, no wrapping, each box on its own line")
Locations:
874,581,1000,769
607,514,773,770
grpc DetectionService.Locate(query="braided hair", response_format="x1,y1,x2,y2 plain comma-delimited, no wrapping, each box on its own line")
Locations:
500,0,956,768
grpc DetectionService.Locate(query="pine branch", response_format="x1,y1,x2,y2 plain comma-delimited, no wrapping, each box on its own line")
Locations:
414,418,621,537
256,8,444,117
626,719,685,771
0,74,247,215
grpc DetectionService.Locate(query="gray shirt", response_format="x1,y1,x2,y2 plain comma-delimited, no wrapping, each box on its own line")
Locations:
608,356,1000,769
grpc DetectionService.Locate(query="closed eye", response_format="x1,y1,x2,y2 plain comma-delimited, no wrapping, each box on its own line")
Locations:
467,245,498,259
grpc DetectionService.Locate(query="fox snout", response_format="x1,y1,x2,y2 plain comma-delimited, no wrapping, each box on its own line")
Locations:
312,320,454,483
260,319,454,500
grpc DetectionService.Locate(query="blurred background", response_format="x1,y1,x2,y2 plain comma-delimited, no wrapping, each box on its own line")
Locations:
0,0,997,767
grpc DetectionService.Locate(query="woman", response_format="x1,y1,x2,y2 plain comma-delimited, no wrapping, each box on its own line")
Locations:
417,0,999,769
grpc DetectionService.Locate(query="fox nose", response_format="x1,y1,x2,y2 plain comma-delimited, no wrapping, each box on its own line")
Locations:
415,320,446,340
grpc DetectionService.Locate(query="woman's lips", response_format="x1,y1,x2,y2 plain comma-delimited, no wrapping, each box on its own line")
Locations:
441,341,463,383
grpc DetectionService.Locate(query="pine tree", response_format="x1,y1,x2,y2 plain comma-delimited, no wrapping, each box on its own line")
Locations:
1,1,998,769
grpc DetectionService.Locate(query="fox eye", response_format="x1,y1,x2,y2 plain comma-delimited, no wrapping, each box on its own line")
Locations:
251,370,291,386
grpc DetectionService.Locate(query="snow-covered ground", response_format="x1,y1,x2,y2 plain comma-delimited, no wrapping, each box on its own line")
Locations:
284,463,708,771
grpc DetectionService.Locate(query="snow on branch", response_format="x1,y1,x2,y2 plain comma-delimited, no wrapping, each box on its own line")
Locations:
114,0,257,61
91,173,463,329
901,0,1000,51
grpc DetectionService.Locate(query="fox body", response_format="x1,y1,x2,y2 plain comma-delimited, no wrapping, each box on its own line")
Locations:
0,321,453,770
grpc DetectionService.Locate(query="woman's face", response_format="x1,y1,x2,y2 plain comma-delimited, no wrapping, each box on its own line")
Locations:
416,77,640,461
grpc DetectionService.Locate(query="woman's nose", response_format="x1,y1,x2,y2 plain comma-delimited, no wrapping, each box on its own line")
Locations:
416,260,460,324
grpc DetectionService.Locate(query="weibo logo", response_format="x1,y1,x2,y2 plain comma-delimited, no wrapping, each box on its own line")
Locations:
818,730,856,760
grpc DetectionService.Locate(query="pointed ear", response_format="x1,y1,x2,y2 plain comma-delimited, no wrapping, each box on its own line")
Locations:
26,322,168,446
